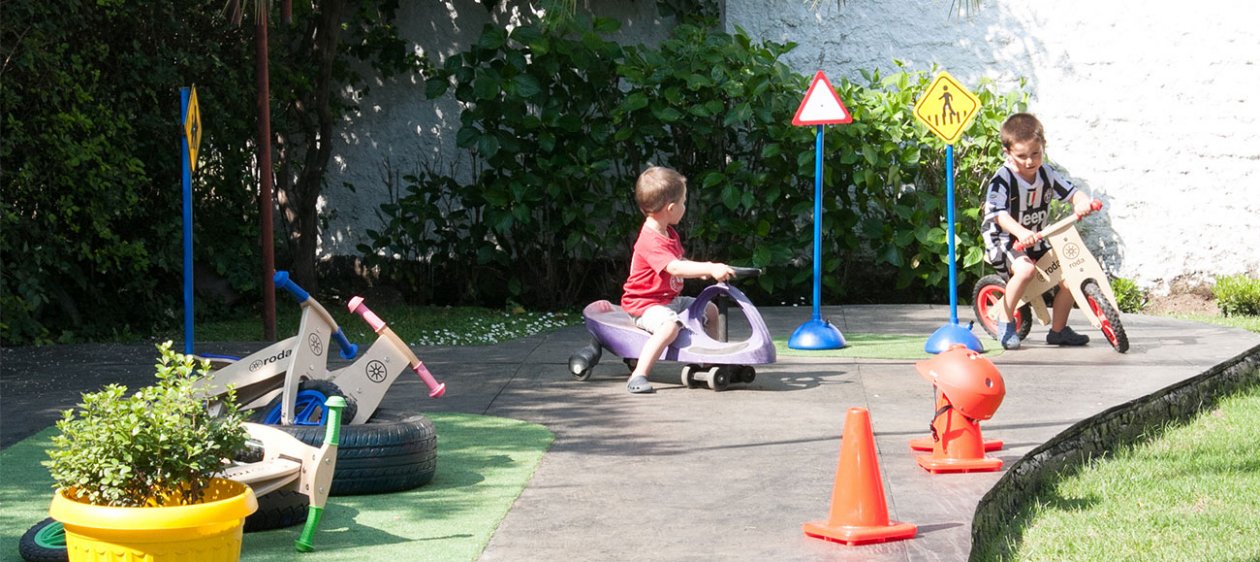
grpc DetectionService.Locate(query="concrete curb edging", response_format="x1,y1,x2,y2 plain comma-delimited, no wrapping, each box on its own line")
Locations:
969,343,1260,560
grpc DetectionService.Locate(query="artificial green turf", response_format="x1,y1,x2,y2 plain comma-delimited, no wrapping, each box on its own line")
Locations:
773,333,1003,360
0,413,553,562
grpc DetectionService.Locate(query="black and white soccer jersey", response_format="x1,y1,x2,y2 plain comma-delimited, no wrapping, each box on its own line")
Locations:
980,164,1077,268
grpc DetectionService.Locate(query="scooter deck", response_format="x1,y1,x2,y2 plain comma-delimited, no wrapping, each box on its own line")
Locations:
582,297,774,365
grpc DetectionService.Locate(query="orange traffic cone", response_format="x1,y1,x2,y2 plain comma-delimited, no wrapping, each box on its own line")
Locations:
803,407,917,545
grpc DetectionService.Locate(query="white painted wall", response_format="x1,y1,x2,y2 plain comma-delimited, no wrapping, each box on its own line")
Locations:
726,0,1260,292
320,1,671,256
322,1,1259,293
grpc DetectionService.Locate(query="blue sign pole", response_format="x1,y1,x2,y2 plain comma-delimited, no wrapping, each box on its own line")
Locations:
925,143,983,353
181,87,194,355
788,125,846,350
946,143,958,325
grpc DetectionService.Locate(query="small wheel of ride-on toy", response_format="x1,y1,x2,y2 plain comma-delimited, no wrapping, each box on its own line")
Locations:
735,365,756,384
1082,280,1129,352
707,366,731,392
972,274,1032,340
623,358,638,372
568,339,602,381
680,364,702,388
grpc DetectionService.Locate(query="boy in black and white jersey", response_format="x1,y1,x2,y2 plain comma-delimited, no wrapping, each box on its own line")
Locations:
981,113,1096,350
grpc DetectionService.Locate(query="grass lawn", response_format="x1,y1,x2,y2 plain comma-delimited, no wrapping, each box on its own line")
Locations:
979,312,1260,561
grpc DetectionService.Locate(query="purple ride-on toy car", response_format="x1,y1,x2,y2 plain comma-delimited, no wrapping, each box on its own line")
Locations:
567,267,776,391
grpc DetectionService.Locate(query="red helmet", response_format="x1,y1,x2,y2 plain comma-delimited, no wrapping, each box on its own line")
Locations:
915,345,1006,420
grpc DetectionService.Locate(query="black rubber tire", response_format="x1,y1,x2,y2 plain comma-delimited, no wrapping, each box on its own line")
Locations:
1082,280,1130,353
250,379,359,426
709,367,730,392
271,409,438,496
244,489,310,533
18,518,66,562
972,274,1033,340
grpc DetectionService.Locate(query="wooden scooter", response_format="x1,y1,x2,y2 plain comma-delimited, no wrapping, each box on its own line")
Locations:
972,200,1129,352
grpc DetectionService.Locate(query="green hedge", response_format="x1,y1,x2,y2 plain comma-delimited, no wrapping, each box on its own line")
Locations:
362,19,1028,308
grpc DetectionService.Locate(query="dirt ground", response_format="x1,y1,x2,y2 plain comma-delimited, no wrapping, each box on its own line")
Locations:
1141,277,1220,316
1143,292,1219,315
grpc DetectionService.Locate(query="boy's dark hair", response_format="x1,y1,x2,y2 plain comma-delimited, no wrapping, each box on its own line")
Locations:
1000,112,1046,149
635,166,686,215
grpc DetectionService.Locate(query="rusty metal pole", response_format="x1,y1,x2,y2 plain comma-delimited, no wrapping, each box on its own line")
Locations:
257,7,276,340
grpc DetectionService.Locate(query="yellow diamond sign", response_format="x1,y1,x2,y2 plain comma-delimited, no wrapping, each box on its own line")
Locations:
913,72,981,144
184,86,203,172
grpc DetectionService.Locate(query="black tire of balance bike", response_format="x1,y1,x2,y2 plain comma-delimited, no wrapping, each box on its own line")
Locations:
18,518,66,562
250,379,359,426
972,274,1033,340
1081,280,1130,353
271,409,438,496
244,489,310,533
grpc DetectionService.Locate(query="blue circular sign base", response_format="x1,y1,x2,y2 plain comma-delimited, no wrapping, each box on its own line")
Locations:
788,318,847,350
925,323,984,354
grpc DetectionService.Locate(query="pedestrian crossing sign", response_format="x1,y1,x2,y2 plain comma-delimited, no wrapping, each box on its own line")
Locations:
184,86,203,172
792,71,852,126
913,72,981,144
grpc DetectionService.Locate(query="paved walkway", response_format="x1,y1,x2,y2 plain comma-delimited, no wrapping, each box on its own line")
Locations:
3,305,1257,561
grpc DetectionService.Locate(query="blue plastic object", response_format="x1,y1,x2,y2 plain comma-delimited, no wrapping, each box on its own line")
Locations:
273,270,310,303
788,318,847,350
925,322,984,354
332,329,358,360
261,389,333,426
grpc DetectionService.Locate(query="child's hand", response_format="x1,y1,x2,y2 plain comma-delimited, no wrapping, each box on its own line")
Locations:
709,263,736,282
1074,200,1097,218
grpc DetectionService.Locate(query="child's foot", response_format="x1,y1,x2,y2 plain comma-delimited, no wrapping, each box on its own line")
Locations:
627,375,655,394
1047,326,1090,346
998,322,1021,350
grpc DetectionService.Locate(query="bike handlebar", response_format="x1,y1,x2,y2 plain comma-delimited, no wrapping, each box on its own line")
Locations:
273,270,309,303
729,266,763,281
348,296,446,398
1013,200,1102,251
273,271,357,359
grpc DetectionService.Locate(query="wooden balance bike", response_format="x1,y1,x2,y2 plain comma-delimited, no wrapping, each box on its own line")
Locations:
196,271,445,427
972,200,1129,353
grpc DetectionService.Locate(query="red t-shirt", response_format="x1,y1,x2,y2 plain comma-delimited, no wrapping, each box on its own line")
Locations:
621,224,685,316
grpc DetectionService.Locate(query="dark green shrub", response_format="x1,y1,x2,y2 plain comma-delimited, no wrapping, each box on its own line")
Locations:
1110,276,1147,313
364,20,1026,309
1214,274,1260,317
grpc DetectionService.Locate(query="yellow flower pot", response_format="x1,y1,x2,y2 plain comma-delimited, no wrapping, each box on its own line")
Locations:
49,478,258,562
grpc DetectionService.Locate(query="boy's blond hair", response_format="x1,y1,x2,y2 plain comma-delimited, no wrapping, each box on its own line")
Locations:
635,166,686,215
1000,112,1046,150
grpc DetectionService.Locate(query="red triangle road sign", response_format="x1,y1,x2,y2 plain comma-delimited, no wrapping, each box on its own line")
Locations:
792,71,852,126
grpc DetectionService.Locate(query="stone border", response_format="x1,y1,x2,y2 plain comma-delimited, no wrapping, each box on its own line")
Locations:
970,343,1260,560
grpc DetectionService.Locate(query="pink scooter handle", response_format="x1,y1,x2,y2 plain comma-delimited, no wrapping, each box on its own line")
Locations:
1013,199,1102,251
348,296,446,398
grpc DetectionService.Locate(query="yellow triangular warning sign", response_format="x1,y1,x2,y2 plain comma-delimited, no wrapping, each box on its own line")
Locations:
793,71,852,126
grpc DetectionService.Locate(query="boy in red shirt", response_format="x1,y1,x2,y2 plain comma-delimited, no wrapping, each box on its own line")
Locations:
621,167,734,394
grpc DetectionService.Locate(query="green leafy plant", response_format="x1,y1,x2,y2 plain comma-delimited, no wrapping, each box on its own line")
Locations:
1213,273,1260,317
43,342,248,507
365,20,1027,309
1110,276,1147,313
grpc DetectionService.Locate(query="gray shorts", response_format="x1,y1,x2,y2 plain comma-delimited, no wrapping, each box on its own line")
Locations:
632,297,696,333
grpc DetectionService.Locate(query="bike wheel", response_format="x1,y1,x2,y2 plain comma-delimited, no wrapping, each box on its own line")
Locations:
252,379,358,426
972,275,1032,340
1082,280,1129,353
